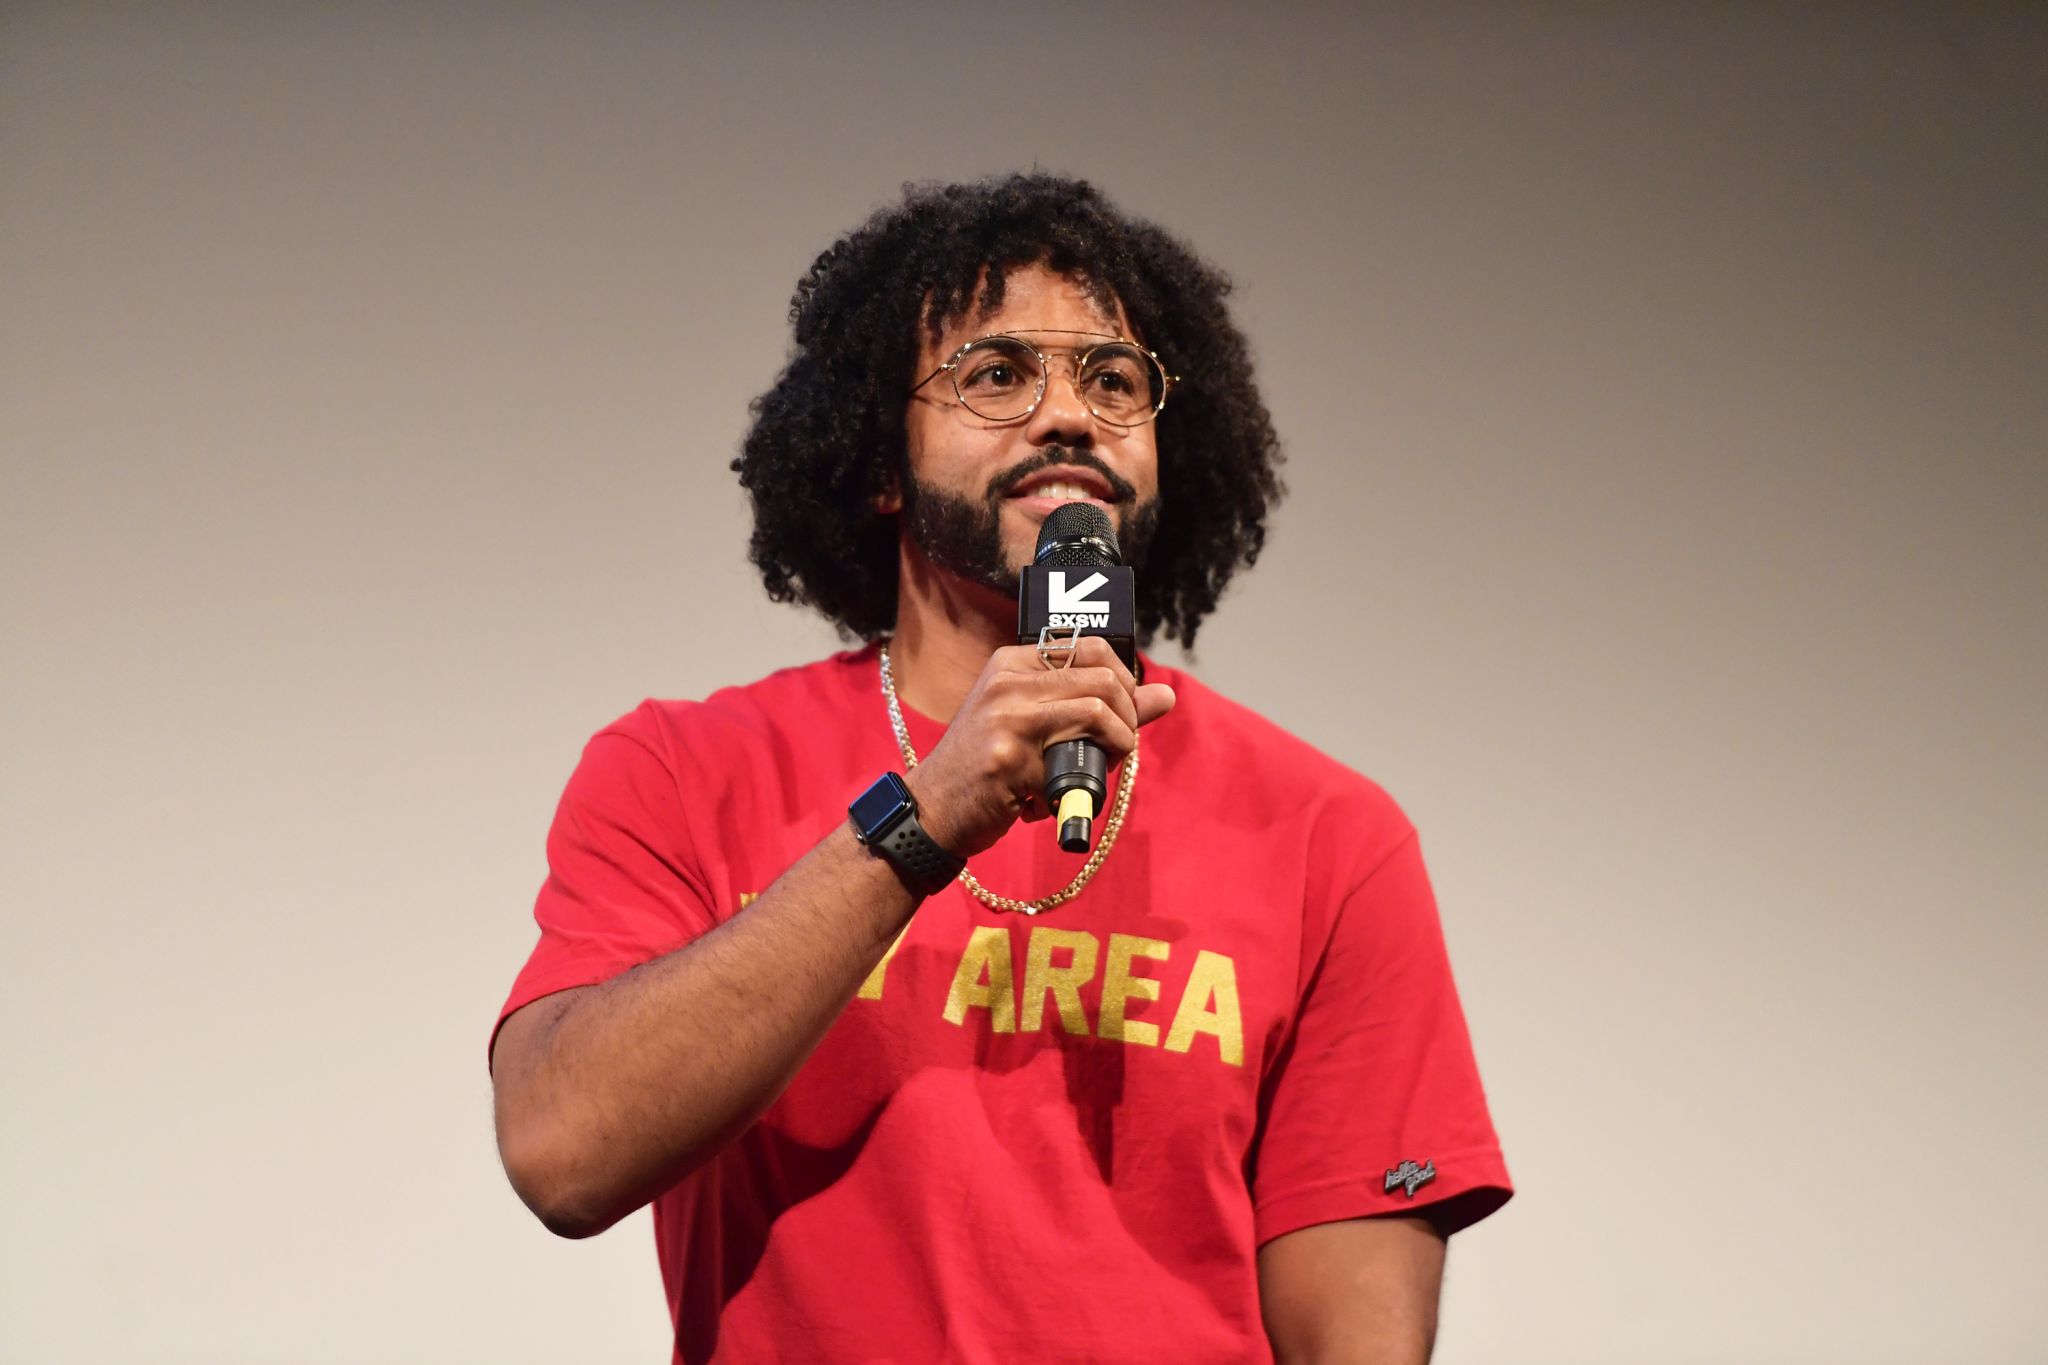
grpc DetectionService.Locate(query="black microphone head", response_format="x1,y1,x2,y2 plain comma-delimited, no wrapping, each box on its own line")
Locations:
1033,501,1121,568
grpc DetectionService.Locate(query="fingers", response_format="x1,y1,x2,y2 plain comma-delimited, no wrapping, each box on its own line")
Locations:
985,642,1138,731
1020,665,1139,731
1063,634,1138,693
1033,695,1139,758
1046,638,1172,731
920,637,1159,856
990,634,1137,691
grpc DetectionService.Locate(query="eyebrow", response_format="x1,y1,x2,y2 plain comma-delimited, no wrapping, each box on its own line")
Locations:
982,329,1127,345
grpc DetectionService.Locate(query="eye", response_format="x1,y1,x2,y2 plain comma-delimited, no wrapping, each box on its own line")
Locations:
960,360,1023,392
954,339,1040,396
1080,349,1152,404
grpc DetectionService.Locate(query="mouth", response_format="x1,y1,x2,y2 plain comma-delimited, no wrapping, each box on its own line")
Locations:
1003,465,1118,507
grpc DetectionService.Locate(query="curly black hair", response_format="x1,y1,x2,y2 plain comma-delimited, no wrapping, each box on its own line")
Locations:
732,172,1283,648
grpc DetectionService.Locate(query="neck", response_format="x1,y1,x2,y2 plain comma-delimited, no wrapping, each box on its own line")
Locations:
887,543,1015,723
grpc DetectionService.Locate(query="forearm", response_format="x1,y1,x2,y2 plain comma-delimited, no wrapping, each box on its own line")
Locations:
494,822,917,1237
1259,1217,1445,1365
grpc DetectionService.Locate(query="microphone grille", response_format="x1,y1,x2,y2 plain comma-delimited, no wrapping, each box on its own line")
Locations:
1034,502,1120,567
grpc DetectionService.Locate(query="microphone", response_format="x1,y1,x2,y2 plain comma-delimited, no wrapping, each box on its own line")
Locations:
1018,502,1137,853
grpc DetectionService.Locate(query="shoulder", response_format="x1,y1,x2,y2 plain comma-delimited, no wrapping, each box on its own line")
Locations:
1143,661,1416,881
591,647,876,777
1143,662,1399,807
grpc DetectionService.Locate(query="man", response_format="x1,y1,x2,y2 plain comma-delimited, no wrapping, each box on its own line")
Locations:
490,173,1511,1364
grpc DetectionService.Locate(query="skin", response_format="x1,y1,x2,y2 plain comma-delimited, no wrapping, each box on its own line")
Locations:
490,263,1444,1361
1260,1218,1446,1365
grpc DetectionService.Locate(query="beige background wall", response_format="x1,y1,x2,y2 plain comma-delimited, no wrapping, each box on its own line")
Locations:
4,3,2043,1361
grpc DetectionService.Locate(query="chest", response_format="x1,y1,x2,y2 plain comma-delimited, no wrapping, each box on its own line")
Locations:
692,704,1321,1141
725,808,1312,1173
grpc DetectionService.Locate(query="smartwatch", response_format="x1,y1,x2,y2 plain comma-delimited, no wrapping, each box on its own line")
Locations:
847,772,963,897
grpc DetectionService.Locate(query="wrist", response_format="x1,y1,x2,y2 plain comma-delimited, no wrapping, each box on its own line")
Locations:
901,767,965,858
847,771,964,897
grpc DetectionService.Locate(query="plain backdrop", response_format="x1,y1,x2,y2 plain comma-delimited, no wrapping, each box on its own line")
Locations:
3,3,2044,1362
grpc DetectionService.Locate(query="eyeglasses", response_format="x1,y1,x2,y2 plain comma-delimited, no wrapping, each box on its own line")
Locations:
911,330,1177,428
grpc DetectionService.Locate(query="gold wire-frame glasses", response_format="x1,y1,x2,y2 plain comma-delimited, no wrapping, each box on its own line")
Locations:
910,329,1178,428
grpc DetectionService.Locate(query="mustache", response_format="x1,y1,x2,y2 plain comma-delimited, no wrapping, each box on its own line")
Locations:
985,448,1137,504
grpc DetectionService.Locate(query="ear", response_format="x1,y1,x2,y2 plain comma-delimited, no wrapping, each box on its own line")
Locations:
872,474,902,515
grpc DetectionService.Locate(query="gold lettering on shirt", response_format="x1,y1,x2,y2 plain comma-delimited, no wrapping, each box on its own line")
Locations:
738,893,758,908
1020,927,1099,1035
942,926,1016,1033
1098,933,1168,1047
1164,949,1244,1067
856,921,913,1001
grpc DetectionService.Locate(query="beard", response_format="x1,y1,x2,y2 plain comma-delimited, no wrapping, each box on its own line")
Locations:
901,451,1159,598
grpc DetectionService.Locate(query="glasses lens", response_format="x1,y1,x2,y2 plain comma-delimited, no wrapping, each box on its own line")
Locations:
1079,343,1165,425
951,337,1043,421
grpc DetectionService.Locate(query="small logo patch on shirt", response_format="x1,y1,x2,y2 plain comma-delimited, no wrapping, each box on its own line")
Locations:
1384,1159,1437,1198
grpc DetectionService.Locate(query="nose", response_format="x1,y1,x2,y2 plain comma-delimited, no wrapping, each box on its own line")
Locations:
1022,357,1094,447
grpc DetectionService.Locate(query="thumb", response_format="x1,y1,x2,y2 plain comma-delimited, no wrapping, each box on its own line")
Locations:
1134,682,1177,728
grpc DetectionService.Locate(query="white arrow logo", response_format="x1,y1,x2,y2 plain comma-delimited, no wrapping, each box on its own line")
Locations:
1048,571,1110,614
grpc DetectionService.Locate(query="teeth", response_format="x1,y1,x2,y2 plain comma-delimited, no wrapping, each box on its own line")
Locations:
1031,481,1090,500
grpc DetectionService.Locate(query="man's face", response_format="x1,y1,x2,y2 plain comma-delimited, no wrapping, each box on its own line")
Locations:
899,263,1161,599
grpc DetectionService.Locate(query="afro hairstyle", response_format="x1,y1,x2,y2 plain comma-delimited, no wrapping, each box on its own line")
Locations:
732,172,1283,648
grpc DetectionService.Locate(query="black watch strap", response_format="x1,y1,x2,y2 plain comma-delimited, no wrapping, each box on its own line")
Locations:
875,810,964,897
848,773,964,897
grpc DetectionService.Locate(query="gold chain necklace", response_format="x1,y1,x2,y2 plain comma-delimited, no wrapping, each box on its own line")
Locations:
878,644,1137,915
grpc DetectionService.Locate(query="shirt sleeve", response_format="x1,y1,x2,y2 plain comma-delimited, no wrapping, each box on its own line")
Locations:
487,706,718,1070
1251,829,1512,1243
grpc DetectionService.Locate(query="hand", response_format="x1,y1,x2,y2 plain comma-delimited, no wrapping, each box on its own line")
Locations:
905,637,1176,858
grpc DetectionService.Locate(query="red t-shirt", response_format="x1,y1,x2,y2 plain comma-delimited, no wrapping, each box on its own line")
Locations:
493,645,1511,1363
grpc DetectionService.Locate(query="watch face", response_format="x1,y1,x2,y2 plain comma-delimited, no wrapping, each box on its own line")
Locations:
849,773,914,841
